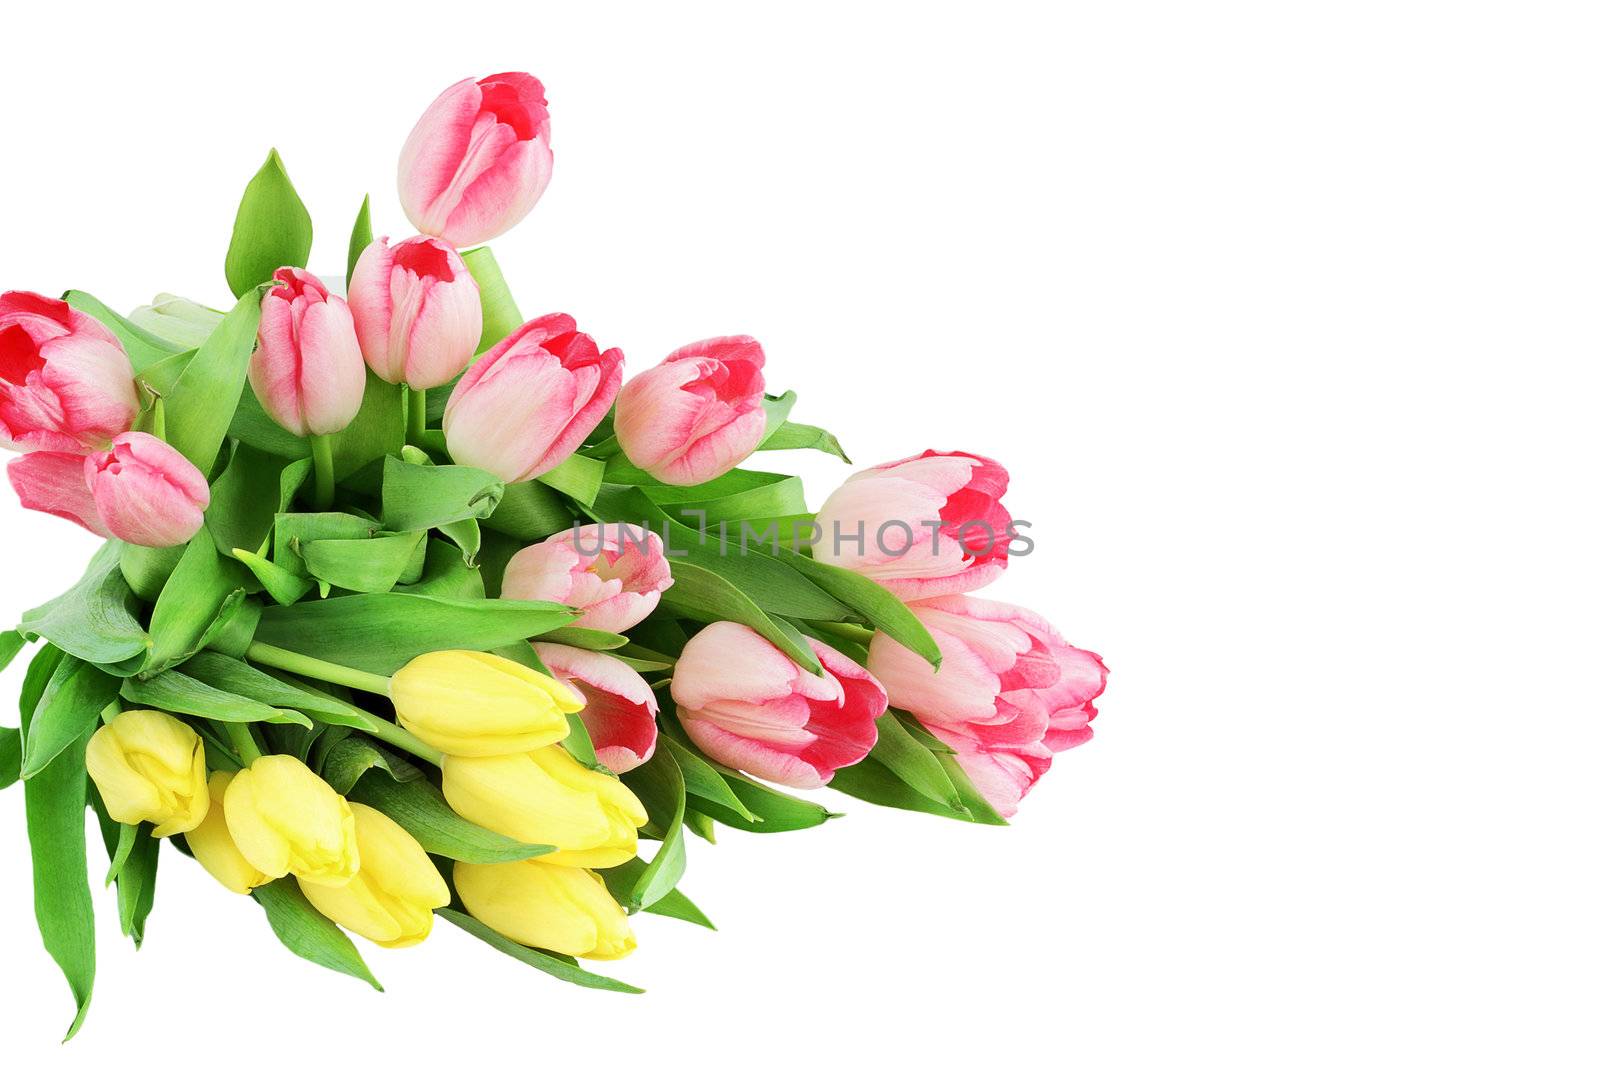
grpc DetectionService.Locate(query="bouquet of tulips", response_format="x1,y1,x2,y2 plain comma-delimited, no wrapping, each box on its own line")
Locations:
0,71,1107,1037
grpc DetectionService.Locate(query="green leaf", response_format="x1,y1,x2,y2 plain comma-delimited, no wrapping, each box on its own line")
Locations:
405,539,487,599
115,825,160,946
536,627,629,652
536,452,606,507
382,456,504,531
21,657,120,780
329,372,405,479
689,773,840,833
482,479,573,541
659,560,821,675
621,747,687,909
462,246,521,355
1,727,19,790
757,420,850,461
22,704,95,1039
20,542,149,672
254,593,575,674
319,735,421,794
1,629,28,673
207,443,294,555
64,290,186,372
180,652,367,729
228,387,307,458
438,908,642,994
658,730,758,822
225,149,313,298
164,290,265,475
657,473,808,524
757,390,799,443
118,543,184,601
105,820,138,886
145,527,248,675
253,879,383,990
347,194,373,287
598,859,716,929
120,671,311,727
349,773,554,863
594,486,848,622
232,548,314,605
302,530,427,594
780,550,942,669
832,703,966,812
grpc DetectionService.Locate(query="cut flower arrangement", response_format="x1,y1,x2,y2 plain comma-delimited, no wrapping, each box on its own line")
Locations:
0,71,1108,1036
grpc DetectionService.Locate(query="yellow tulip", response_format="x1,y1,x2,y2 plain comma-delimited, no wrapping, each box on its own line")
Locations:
184,771,271,894
390,650,576,757
442,746,647,868
224,755,359,887
85,710,208,837
455,859,636,960
299,804,450,948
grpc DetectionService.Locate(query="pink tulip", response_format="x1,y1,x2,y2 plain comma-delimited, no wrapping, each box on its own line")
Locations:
0,291,138,455
502,524,672,633
7,450,110,537
613,336,767,486
250,269,367,437
671,621,887,789
533,643,659,774
865,594,1106,816
348,235,482,389
813,451,1012,599
398,72,553,248
442,313,622,482
84,432,210,547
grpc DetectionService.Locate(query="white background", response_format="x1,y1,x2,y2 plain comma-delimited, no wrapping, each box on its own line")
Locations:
2,2,1594,1062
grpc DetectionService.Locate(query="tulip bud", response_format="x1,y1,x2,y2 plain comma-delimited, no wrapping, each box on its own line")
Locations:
224,754,360,887
442,313,622,482
813,451,1012,598
671,622,886,789
533,643,658,774
502,524,673,634
442,745,646,868
84,431,209,548
249,268,367,437
299,803,450,948
184,771,271,894
398,72,554,248
128,293,223,350
865,595,1108,816
1,290,138,455
348,236,482,389
613,336,766,486
389,649,576,757
455,859,635,961
85,710,208,837
7,450,110,537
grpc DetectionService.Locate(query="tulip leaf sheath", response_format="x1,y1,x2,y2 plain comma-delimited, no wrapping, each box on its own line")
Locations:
776,551,942,670
437,909,643,994
756,419,851,462
658,561,822,676
253,880,382,991
252,592,575,674
19,542,149,672
119,671,312,727
145,527,250,676
597,860,716,930
225,149,314,299
320,735,424,794
20,657,97,1040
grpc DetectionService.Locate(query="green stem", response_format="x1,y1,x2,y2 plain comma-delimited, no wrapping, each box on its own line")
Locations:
309,434,336,510
406,387,428,446
246,642,392,695
245,642,443,767
225,721,265,764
